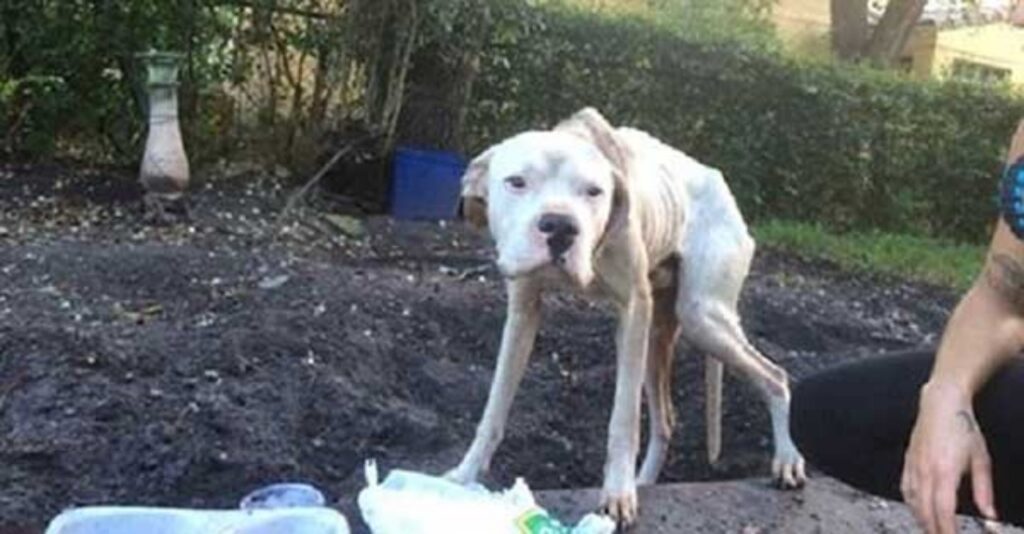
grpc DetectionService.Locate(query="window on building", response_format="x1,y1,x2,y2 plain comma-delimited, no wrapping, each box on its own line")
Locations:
950,59,1011,84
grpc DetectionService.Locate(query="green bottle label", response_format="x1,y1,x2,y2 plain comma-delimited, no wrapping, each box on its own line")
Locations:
516,508,571,534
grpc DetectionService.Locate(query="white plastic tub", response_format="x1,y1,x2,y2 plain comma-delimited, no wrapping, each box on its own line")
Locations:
44,506,350,534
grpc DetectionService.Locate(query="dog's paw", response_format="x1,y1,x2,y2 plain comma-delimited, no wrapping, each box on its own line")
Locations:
600,481,638,527
771,449,807,490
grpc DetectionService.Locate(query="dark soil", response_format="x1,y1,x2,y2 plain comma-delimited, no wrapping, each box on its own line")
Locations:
0,163,958,532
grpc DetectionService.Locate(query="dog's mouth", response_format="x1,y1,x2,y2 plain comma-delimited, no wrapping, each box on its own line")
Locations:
495,245,593,287
546,234,575,263
499,262,594,290
498,259,572,283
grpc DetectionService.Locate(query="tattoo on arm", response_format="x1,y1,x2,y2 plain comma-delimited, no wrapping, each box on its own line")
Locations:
956,410,977,434
985,253,1024,307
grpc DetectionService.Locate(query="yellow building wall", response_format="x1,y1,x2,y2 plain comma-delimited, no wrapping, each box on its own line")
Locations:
931,23,1024,84
773,0,831,43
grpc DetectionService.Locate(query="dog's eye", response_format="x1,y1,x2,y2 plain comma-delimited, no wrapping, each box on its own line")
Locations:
505,176,526,190
585,185,604,197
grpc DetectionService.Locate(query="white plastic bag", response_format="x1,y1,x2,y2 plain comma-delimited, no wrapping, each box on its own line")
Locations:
357,460,614,534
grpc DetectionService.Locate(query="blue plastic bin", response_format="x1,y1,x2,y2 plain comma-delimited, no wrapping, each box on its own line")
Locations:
389,146,467,220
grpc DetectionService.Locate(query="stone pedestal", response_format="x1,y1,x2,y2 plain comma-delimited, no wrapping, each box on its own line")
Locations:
136,51,189,222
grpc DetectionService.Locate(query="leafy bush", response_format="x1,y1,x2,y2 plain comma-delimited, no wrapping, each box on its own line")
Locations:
1,75,69,157
4,1,1023,243
0,1,235,162
0,0,535,169
467,5,1024,243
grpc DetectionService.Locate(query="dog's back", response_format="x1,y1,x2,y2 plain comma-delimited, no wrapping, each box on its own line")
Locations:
614,127,752,269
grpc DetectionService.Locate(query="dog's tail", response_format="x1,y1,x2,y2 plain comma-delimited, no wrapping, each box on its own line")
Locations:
705,356,723,465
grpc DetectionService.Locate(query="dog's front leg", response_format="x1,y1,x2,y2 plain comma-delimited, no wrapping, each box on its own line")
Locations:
446,278,541,485
602,288,652,526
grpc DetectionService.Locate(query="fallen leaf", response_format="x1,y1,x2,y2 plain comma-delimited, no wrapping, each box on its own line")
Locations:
258,274,290,290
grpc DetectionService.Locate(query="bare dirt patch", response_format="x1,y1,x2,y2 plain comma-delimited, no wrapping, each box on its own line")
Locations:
0,164,957,531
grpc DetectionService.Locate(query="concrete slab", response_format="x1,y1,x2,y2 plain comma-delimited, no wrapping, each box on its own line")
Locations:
537,477,1019,533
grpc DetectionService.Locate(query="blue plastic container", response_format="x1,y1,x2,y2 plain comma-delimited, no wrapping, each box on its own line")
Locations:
389,146,467,220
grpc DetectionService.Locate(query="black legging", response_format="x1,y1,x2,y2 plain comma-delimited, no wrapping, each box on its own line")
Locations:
791,348,1024,526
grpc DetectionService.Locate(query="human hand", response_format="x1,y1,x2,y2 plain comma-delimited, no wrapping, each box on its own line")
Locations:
900,381,997,534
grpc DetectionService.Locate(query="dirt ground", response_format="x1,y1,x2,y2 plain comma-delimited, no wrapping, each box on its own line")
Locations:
0,163,960,532
537,477,1014,533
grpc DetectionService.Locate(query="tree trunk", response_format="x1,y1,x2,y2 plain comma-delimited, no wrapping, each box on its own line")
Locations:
393,2,488,153
831,0,868,61
394,46,481,153
863,0,926,66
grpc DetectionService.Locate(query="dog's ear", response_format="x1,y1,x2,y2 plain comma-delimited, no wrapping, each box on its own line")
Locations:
563,107,633,245
459,147,494,229
563,107,629,173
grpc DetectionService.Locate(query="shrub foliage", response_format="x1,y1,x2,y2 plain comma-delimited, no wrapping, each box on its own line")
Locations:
467,5,1024,242
3,1,1023,241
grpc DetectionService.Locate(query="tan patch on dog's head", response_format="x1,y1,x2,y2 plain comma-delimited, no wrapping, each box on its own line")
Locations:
459,148,494,229
556,107,633,249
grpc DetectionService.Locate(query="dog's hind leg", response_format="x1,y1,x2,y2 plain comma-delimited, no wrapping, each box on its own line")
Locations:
445,278,542,484
683,305,806,488
676,236,806,489
637,286,681,485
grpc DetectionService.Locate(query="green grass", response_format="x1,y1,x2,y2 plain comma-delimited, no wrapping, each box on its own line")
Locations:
752,220,987,291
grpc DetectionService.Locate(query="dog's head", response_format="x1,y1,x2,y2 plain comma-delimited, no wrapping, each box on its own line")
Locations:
460,108,631,288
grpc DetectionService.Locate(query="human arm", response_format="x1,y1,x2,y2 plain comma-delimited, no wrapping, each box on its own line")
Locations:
901,121,1024,534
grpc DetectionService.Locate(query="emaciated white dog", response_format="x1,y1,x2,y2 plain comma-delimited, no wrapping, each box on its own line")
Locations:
446,108,806,525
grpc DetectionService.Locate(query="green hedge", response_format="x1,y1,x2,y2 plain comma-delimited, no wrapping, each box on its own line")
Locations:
6,1,1023,243
467,6,1024,243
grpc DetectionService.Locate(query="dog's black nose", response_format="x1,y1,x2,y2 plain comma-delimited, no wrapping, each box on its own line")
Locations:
538,213,578,259
538,213,579,237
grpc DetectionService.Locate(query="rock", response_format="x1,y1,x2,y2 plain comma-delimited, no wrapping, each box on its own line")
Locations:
323,214,364,237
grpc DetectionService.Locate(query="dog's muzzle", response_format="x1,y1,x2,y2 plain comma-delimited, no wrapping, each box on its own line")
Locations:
538,213,578,263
